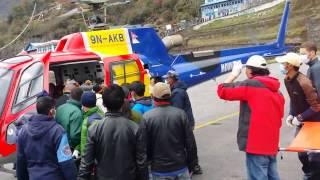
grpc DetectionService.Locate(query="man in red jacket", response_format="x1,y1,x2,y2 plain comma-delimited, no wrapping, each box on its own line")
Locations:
217,55,285,180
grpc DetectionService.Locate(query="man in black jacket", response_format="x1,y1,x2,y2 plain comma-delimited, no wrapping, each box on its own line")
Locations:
164,70,202,175
136,82,197,180
78,84,139,180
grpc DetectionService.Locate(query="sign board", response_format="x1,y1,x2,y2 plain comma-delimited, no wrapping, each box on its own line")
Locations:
81,28,133,58
166,24,172,31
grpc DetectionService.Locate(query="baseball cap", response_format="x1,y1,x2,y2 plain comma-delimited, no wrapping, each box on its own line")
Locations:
276,52,302,67
152,82,171,99
246,55,268,69
163,70,179,79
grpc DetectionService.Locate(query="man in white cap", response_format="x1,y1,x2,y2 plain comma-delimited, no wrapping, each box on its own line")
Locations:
136,82,197,180
277,52,320,180
217,55,285,180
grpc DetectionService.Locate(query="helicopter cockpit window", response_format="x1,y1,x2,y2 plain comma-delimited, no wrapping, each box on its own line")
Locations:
13,62,44,113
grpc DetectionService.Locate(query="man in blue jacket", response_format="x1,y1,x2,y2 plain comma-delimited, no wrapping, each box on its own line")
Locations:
16,96,77,180
130,81,153,116
165,71,195,128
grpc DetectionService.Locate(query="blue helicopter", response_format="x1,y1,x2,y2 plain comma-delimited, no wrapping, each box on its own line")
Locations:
128,0,291,87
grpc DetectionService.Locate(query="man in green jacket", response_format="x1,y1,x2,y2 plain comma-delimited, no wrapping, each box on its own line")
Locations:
56,87,84,152
80,92,104,155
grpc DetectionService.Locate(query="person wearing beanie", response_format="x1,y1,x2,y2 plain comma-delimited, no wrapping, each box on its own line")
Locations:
136,82,197,180
79,92,104,156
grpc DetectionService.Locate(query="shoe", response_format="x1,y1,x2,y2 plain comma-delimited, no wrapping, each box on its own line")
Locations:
192,164,203,175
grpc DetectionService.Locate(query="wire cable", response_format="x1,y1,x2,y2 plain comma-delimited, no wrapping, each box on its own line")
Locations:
0,2,37,51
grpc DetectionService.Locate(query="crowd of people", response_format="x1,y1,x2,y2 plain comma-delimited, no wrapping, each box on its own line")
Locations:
15,70,202,180
218,42,320,180
14,42,320,180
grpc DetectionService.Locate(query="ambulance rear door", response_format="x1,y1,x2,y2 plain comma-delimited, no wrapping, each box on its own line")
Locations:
103,55,145,87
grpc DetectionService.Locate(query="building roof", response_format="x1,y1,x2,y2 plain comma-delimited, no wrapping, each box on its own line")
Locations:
201,0,233,8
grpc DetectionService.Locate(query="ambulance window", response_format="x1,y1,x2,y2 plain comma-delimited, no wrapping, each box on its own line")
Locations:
13,62,44,113
110,60,140,85
29,76,43,97
2,56,32,64
0,69,13,117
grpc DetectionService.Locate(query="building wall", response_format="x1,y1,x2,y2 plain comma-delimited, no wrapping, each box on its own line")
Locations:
200,0,273,21
201,0,244,21
205,0,228,4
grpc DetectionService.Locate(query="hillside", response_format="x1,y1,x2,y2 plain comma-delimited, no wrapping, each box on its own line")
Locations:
172,0,320,52
0,0,320,59
0,0,202,58
0,0,22,18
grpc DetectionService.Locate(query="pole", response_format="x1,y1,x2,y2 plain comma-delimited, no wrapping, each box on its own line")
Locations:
104,3,107,23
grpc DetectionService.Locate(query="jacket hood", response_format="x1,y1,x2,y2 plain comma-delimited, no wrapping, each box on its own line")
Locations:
135,97,153,106
172,81,188,90
253,76,280,92
84,106,102,117
67,99,82,108
307,57,319,67
26,114,57,139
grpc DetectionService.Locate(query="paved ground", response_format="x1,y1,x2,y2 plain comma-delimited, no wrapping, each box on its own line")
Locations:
0,63,305,179
189,63,303,180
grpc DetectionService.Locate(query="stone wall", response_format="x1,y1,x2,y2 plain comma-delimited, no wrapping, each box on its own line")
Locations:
306,17,320,47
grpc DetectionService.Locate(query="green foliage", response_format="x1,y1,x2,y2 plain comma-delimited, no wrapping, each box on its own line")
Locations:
105,0,201,25
0,0,203,59
1,0,318,58
0,0,83,58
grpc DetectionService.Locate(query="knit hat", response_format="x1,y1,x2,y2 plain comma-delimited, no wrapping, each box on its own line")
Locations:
152,82,171,99
81,92,97,108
